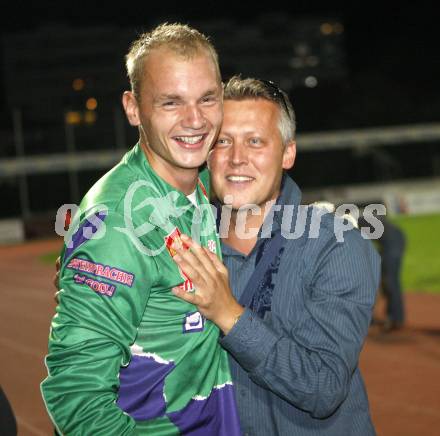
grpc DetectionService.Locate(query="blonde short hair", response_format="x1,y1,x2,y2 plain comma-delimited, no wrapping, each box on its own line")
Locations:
126,23,221,99
224,75,296,145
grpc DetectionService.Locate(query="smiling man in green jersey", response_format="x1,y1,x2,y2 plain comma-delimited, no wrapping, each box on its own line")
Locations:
41,23,241,435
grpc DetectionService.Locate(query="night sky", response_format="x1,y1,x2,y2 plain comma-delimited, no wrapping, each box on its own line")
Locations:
1,2,437,80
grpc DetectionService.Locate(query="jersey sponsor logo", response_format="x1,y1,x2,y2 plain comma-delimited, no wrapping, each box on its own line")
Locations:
183,311,205,333
67,257,135,287
73,273,116,297
164,227,195,292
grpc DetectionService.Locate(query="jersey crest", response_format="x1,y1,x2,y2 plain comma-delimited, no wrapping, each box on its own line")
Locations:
164,227,195,292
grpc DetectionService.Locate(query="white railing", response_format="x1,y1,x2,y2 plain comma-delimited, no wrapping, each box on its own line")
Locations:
1,122,440,176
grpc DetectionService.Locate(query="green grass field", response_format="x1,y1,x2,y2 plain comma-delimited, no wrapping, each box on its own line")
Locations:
392,213,440,293
40,252,59,265
40,213,440,293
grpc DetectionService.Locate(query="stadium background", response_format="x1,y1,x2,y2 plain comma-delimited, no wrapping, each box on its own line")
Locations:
0,3,439,435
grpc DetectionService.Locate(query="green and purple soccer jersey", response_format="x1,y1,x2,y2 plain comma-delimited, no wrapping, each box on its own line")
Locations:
41,144,242,435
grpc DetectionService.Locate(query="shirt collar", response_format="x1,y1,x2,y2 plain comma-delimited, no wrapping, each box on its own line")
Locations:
259,173,302,235
127,142,207,209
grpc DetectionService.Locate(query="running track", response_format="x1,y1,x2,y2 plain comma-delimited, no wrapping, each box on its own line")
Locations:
1,238,439,435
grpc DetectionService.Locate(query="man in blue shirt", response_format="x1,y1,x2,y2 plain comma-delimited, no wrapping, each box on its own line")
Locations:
172,76,381,435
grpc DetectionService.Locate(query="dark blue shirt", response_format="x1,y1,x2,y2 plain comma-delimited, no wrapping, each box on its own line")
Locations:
220,175,380,436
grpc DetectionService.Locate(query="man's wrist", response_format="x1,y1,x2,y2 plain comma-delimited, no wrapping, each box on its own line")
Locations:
218,306,245,335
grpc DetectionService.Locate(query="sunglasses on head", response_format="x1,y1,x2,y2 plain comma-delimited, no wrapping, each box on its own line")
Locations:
259,79,290,116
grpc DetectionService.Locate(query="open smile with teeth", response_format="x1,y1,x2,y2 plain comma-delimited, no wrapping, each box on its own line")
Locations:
226,175,255,182
174,135,205,145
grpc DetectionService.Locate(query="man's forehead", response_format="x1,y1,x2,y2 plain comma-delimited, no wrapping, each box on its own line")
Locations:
142,48,221,93
144,46,218,75
223,99,279,122
220,99,282,140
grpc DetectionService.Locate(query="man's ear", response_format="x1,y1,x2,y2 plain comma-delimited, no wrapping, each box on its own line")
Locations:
122,91,141,126
282,140,296,170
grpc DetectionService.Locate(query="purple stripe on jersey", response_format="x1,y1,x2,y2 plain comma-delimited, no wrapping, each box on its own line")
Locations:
167,383,242,436
116,355,175,421
64,211,108,260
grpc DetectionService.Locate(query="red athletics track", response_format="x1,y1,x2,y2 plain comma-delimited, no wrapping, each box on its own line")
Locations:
1,238,439,435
